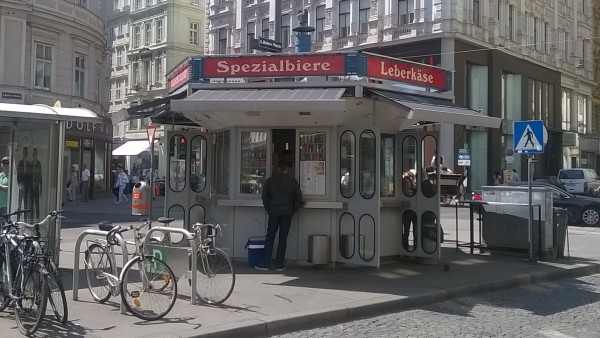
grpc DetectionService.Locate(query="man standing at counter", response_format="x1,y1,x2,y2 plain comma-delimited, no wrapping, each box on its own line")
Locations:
256,152,303,271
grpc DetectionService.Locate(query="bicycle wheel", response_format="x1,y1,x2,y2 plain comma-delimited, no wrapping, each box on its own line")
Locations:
46,261,68,324
84,244,113,303
14,263,48,335
0,259,10,312
121,255,177,321
189,247,235,305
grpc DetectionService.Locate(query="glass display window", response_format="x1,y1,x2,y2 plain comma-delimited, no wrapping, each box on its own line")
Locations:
214,130,230,195
380,134,395,197
299,131,326,196
339,130,356,198
359,130,376,199
190,135,207,193
240,131,267,195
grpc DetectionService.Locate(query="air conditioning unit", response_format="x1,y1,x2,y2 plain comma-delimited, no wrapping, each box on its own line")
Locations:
576,58,584,68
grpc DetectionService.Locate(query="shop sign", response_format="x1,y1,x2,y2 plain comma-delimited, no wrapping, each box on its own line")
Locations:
202,54,347,78
65,140,79,148
2,92,22,100
168,63,190,92
66,120,111,137
82,139,93,148
365,54,451,91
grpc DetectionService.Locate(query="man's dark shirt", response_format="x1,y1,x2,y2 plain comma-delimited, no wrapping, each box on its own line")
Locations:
32,160,42,188
262,172,303,216
17,159,32,185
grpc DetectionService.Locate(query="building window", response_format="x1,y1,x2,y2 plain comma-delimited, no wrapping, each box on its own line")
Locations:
561,89,571,131
218,28,227,54
534,17,540,51
359,0,370,34
508,5,515,41
135,0,141,10
339,0,350,37
113,0,119,11
247,22,255,53
146,0,152,6
145,23,152,46
316,5,325,42
190,22,199,45
191,0,199,5
116,48,123,66
34,43,53,90
118,23,124,35
133,62,140,85
578,96,588,134
116,82,122,100
473,0,480,26
261,18,269,38
398,0,415,26
79,0,87,8
156,20,163,42
129,118,140,131
133,26,141,48
74,54,85,97
281,14,290,47
564,31,570,60
155,57,163,83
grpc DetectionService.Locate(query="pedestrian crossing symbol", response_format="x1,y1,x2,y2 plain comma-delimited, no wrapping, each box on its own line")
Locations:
513,120,545,154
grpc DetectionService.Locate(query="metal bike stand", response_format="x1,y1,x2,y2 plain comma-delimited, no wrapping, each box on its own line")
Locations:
73,229,130,314
143,227,197,305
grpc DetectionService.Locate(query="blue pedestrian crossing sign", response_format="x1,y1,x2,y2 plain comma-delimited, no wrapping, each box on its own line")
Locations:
513,120,546,154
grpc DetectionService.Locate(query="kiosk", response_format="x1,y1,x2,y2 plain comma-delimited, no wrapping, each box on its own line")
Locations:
162,52,501,268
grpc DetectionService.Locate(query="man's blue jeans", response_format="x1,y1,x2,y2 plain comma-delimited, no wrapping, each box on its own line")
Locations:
263,214,293,267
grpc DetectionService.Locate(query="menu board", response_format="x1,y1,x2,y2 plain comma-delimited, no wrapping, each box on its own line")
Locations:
300,161,326,195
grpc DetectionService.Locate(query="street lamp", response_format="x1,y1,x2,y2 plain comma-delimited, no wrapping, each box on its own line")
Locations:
146,124,157,219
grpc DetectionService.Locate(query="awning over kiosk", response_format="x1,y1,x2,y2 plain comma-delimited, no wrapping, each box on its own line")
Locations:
112,140,156,156
370,90,502,129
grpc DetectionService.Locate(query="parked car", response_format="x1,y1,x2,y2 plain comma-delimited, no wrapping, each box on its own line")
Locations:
533,176,566,190
511,182,600,226
557,168,600,197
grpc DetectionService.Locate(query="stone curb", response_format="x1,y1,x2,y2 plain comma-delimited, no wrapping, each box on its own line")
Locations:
176,262,600,338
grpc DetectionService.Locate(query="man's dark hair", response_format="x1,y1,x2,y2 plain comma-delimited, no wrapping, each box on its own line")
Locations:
277,152,293,171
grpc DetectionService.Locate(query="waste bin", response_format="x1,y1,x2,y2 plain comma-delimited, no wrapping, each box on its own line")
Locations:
554,207,570,258
308,235,330,265
245,236,265,267
131,182,151,215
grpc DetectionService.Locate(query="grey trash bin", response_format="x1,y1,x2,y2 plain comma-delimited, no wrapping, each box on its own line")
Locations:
553,207,570,258
308,235,330,265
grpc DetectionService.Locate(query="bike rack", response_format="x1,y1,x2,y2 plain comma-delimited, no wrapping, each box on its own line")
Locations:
143,227,198,305
73,229,129,314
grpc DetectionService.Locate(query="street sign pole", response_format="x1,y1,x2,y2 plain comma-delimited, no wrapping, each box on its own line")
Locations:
146,125,157,221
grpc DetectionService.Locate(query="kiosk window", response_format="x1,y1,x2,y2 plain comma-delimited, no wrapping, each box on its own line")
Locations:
380,134,395,197
240,131,267,194
299,131,326,195
214,130,230,194
169,134,186,192
421,135,437,198
359,130,376,199
402,136,418,197
191,136,207,193
339,131,355,198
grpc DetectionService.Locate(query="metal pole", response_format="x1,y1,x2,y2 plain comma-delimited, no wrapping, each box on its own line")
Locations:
528,155,534,262
149,143,154,221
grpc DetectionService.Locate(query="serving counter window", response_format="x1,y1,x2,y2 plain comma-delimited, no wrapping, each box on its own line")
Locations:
299,131,326,196
169,134,187,192
380,134,395,197
240,131,267,195
214,130,230,194
190,135,207,192
340,131,356,198
359,130,376,199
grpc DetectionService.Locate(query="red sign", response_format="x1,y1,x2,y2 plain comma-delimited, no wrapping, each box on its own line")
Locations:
203,54,346,78
366,55,450,91
168,63,190,92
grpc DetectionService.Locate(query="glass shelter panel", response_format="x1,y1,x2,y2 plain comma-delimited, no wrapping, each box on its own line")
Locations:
190,136,207,193
240,131,267,195
169,135,187,192
380,134,395,197
421,211,438,254
402,210,417,252
214,130,230,194
168,204,185,244
358,214,375,261
402,136,418,197
421,135,437,198
189,204,206,225
299,131,326,195
359,130,376,199
340,131,355,198
338,212,355,259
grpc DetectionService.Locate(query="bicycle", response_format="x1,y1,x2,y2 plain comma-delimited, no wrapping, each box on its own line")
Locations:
150,217,235,305
83,220,178,320
0,209,49,335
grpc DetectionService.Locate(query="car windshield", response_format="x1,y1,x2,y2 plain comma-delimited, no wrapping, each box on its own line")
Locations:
559,170,584,179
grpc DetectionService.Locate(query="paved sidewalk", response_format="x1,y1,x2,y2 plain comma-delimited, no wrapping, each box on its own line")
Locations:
1,197,599,337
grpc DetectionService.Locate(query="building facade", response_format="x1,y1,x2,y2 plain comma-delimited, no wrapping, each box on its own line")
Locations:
204,0,598,190
106,0,205,178
0,0,111,197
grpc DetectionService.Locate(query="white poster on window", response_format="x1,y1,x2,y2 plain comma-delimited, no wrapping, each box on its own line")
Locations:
300,161,325,195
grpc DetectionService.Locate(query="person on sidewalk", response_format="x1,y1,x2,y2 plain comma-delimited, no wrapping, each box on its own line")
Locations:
256,152,302,271
114,166,129,205
0,157,10,217
68,166,78,203
81,163,90,204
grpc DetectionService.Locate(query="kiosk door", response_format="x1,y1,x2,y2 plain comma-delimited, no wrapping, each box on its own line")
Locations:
337,127,380,267
398,130,441,262
165,130,213,244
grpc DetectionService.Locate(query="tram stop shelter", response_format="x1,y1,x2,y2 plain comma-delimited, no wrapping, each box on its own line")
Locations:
0,103,100,262
158,52,501,268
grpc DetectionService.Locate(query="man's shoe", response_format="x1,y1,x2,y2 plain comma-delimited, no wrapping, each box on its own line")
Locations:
275,266,285,271
255,264,269,271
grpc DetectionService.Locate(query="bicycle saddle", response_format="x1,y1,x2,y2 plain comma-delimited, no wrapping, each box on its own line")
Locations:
157,217,175,225
98,221,116,232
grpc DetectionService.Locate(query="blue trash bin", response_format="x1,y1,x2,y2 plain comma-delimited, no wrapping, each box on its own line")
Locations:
245,236,266,267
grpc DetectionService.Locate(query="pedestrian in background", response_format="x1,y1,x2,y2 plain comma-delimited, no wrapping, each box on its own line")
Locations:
256,152,302,271
114,166,129,205
68,166,78,202
493,170,502,185
0,157,10,217
81,163,90,204
512,169,520,182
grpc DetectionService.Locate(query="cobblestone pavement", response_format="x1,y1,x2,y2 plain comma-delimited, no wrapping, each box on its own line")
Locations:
273,274,600,338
